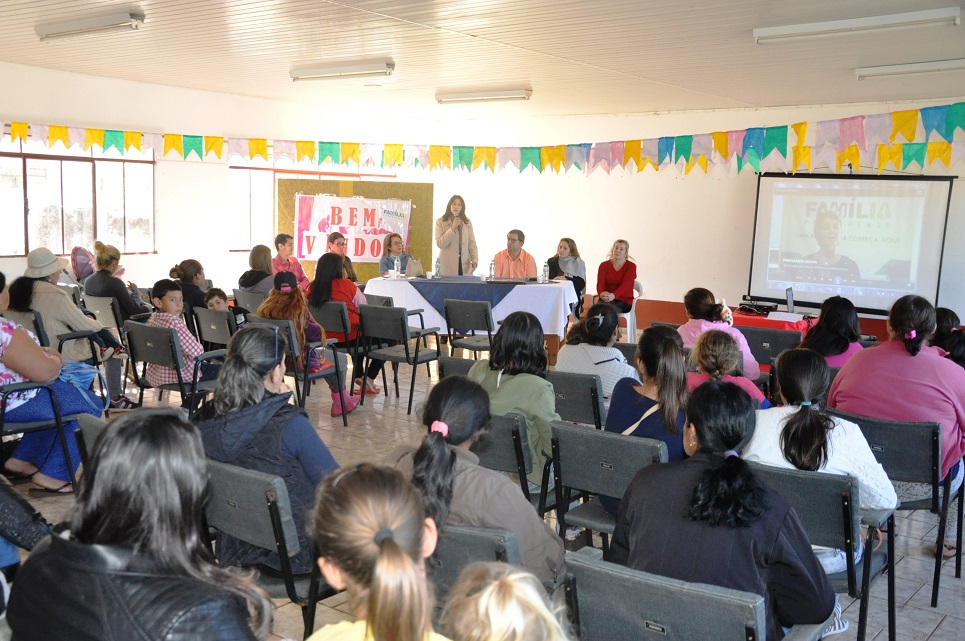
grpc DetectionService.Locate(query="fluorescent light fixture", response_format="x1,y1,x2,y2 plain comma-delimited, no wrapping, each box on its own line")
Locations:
290,60,394,81
36,12,144,42
856,58,965,80
436,89,533,104
753,7,960,44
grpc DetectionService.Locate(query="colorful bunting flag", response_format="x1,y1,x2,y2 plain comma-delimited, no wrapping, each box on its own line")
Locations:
891,110,919,143
542,145,565,173
609,141,624,170
383,144,404,167
204,136,223,159
68,127,85,148
339,142,359,165
836,144,861,172
318,142,340,164
902,142,926,169
926,141,951,168
876,144,902,175
691,134,712,158
791,122,807,147
49,125,69,148
359,143,382,167
125,131,143,152
674,135,693,165
452,146,474,170
163,133,183,157
863,114,892,146
641,139,659,170
815,120,840,148
496,147,519,171
84,128,104,150
428,145,451,170
519,147,542,172
623,140,642,171
588,143,611,174
762,126,788,159
143,133,162,157
472,146,496,172
103,130,124,153
405,145,428,168
10,122,27,143
711,132,729,160
946,102,965,140
564,144,590,172
183,135,203,159
31,124,49,144
838,116,865,151
792,146,811,173
921,106,949,141
657,137,674,166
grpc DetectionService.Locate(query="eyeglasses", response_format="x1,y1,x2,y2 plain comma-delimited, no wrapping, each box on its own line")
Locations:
506,237,521,243
333,241,347,247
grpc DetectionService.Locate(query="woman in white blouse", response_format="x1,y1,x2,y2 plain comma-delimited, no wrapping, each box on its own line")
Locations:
555,302,638,405
743,348,897,574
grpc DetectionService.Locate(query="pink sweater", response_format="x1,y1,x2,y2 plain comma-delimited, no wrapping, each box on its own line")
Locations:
677,319,761,381
828,340,965,478
824,341,863,368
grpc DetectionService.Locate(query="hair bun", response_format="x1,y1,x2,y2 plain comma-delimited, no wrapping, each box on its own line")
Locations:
93,241,105,251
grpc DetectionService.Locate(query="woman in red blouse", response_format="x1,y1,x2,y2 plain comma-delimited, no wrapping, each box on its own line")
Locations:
596,239,637,313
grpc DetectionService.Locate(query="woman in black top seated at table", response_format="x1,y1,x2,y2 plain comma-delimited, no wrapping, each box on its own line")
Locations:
547,237,587,317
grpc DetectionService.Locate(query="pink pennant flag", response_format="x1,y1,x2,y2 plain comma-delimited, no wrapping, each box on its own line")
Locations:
727,131,745,161
360,143,382,167
838,116,866,152
496,147,520,171
691,134,712,157
811,144,837,170
609,141,625,170
142,133,162,157
814,120,839,148
226,138,247,160
405,145,429,168
952,141,965,167
30,124,48,145
272,140,296,162
68,127,85,149
863,113,892,146
588,143,611,175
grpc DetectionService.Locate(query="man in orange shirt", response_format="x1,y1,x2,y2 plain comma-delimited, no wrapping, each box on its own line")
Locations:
493,229,537,279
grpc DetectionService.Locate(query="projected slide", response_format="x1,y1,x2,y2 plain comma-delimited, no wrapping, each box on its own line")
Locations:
749,175,952,314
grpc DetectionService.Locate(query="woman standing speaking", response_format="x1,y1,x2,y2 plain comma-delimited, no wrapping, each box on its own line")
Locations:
435,195,478,276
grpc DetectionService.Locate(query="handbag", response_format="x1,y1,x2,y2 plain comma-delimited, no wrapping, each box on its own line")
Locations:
58,361,109,413
405,257,424,278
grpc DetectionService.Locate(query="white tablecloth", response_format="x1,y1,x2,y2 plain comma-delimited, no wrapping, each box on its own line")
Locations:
363,278,578,336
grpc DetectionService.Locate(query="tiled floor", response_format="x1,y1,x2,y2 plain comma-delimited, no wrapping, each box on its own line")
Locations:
12,352,965,640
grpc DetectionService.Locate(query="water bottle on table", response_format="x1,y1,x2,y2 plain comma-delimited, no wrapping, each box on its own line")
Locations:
488,260,496,281
393,256,401,278
542,262,549,283
434,257,441,279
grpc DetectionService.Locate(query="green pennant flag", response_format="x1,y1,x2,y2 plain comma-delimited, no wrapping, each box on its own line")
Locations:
674,135,693,164
736,155,745,173
763,126,788,159
453,146,474,169
902,143,926,169
183,135,203,160
520,147,542,172
946,102,965,140
318,142,340,164
745,149,761,173
103,130,125,153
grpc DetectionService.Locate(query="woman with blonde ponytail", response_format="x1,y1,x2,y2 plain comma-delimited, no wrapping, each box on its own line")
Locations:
310,463,449,641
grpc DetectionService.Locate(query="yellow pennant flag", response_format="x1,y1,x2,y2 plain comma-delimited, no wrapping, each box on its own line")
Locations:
204,136,224,159
836,144,861,172
124,131,142,151
876,144,902,174
428,145,451,170
623,140,642,170
541,145,565,172
640,155,659,171
472,146,496,172
926,141,952,168
248,138,268,160
711,132,729,159
890,110,919,143
792,146,811,174
163,134,183,157
695,154,708,173
84,128,105,150
295,141,315,163
791,122,808,147
48,126,69,148
340,142,361,165
10,122,28,143
383,144,404,167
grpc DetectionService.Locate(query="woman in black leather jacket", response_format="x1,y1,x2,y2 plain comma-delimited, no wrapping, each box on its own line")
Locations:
7,409,272,641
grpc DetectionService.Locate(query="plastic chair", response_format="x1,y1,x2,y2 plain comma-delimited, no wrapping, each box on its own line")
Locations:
232,289,267,314
437,355,475,379
618,280,644,343
428,525,521,604
205,460,336,640
443,299,495,358
193,306,238,349
545,370,606,430
551,421,667,557
470,412,553,515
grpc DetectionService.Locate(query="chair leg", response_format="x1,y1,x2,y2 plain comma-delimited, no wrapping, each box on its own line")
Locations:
956,487,964,578
887,516,896,641
857,524,877,641
407,364,418,415
392,363,400,398
931,501,951,607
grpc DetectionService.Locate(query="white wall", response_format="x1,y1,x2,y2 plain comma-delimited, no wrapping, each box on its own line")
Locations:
2,60,963,313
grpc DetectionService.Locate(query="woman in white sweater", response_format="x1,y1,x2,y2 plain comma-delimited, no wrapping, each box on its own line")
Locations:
555,302,638,405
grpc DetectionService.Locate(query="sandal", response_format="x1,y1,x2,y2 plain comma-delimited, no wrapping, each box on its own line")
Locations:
29,482,73,495
353,378,381,395
933,542,957,559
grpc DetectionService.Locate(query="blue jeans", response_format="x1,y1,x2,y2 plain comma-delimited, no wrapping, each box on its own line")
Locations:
4,379,101,483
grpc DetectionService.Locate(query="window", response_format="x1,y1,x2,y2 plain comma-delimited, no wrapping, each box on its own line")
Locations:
0,139,154,257
228,167,275,251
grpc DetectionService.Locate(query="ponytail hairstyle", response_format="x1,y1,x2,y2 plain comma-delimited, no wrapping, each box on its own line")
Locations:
256,272,315,365
888,295,935,356
564,302,618,347
93,240,121,270
7,276,39,312
312,464,434,641
798,296,861,357
442,562,573,641
170,259,204,285
683,287,727,322
412,376,490,526
213,324,285,416
933,307,965,368
637,326,687,432
689,330,741,380
775,349,835,471
686,382,766,528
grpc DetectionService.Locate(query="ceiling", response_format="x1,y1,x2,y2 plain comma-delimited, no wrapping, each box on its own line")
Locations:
1,0,964,120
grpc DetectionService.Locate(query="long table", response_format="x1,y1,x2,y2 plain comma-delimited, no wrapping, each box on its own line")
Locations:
363,277,578,363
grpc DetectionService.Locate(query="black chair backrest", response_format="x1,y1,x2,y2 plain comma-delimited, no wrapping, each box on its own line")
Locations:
552,421,667,499
649,320,681,330
438,355,475,378
470,413,532,498
768,357,840,403
858,339,880,349
443,299,495,334
358,304,410,342
564,553,766,641
232,289,268,313
737,326,802,366
613,341,636,366
545,370,606,429
308,301,351,337
429,525,520,603
124,320,185,371
2,310,52,347
193,307,237,346
364,293,394,307
246,315,300,365
82,295,122,330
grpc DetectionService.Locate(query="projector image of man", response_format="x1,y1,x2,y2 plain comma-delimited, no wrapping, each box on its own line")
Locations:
804,211,860,282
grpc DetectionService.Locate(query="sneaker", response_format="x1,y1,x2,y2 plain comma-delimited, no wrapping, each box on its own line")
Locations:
564,526,584,541
822,598,849,638
97,346,116,362
109,395,137,410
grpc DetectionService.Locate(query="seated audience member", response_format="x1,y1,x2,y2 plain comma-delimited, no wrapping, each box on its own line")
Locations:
309,463,448,641
556,302,639,404
169,259,207,312
677,287,760,380
7,409,272,641
205,287,248,329
602,325,687,514
611,382,835,641
442,562,573,641
198,324,339,573
327,232,359,282
146,279,220,409
379,232,413,276
687,330,769,408
932,307,965,368
238,244,275,294
798,296,863,367
271,233,310,291
307,253,384,395
1,270,102,493
468,312,559,488
595,239,636,314
493,229,537,279
548,237,587,316
384,376,564,584
255,272,356,416
829,295,965,559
